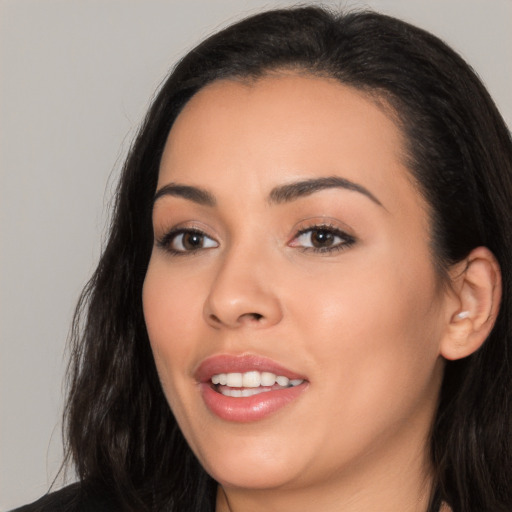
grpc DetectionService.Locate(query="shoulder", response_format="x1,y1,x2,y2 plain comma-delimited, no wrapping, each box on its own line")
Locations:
10,483,119,512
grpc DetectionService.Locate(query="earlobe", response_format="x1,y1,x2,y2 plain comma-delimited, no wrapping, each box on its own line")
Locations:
441,247,502,361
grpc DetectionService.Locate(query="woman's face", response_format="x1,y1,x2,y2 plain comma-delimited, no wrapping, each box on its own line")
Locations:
143,75,450,492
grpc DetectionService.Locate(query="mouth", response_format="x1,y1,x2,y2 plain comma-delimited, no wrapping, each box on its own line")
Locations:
211,370,304,397
196,355,309,422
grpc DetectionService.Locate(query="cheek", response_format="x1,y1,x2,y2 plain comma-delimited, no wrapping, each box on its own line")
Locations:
142,265,200,440
143,255,205,335
142,258,203,389
287,251,444,389
285,260,444,457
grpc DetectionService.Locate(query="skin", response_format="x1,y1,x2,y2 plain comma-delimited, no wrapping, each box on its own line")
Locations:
143,74,458,511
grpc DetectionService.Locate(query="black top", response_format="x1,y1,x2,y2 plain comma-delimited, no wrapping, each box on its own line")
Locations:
10,483,119,512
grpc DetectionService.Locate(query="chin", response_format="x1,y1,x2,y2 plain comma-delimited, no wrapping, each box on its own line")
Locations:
192,431,307,490
207,457,301,490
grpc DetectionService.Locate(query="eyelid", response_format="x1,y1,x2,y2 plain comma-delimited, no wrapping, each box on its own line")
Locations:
288,217,355,241
155,222,219,255
288,219,356,254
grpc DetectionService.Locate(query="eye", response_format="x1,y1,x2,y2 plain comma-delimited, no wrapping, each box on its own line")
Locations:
290,225,355,253
158,229,218,254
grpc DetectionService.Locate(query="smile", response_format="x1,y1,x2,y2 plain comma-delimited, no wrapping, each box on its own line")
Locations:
213,371,304,397
212,370,304,393
196,356,309,422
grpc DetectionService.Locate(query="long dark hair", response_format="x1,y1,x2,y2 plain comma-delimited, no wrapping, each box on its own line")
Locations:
64,6,512,511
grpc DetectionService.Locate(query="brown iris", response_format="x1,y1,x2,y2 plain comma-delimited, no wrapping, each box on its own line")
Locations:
310,229,336,248
181,232,205,250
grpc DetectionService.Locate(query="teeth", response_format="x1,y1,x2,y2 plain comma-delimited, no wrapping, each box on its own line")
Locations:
276,376,289,387
226,373,243,387
261,372,276,386
220,387,273,398
211,374,228,385
242,371,261,387
210,371,304,391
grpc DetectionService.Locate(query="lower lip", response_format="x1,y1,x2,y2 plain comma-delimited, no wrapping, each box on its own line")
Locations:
200,382,308,422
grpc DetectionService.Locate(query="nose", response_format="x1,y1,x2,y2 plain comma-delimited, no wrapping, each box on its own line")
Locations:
203,250,283,329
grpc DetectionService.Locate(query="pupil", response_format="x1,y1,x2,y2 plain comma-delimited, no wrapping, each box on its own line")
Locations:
312,230,334,247
183,232,203,250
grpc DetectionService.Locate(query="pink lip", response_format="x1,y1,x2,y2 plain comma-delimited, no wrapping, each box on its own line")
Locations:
195,354,306,382
195,354,308,423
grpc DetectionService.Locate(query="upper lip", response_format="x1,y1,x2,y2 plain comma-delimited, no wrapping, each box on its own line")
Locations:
194,354,307,383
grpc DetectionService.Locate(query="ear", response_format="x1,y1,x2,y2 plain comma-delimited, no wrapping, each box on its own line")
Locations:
441,246,502,361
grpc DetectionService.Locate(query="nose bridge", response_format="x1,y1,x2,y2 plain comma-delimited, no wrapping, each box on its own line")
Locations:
204,237,282,329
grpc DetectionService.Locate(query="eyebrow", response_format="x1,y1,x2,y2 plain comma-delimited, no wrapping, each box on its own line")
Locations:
268,176,383,207
153,183,216,207
153,175,383,209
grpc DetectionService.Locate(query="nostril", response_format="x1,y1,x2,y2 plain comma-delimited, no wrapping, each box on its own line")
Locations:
208,313,265,327
209,314,222,324
207,311,263,327
242,312,263,322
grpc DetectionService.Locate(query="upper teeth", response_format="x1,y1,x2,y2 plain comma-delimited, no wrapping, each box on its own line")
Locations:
211,371,303,388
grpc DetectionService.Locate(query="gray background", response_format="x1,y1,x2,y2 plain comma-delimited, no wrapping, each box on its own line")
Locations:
1,0,511,509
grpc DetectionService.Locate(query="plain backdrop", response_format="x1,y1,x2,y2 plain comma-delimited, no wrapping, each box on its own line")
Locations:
1,0,511,509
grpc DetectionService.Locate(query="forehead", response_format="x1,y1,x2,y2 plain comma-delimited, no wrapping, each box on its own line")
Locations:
158,73,422,215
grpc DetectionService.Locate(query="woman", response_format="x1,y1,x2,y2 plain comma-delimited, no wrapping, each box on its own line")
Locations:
14,5,512,512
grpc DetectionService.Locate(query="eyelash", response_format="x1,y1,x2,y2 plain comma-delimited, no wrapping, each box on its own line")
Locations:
156,224,356,256
291,224,356,254
156,228,218,256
